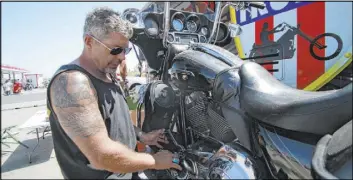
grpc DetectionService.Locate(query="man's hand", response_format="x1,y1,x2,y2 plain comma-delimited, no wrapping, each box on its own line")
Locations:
140,129,169,148
152,150,182,171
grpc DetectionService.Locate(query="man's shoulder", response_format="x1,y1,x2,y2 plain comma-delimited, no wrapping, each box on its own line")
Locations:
49,67,98,109
51,70,92,89
52,63,89,80
49,64,94,95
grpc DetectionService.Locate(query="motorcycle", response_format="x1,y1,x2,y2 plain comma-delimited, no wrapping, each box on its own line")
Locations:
247,22,343,62
24,79,34,91
123,2,352,179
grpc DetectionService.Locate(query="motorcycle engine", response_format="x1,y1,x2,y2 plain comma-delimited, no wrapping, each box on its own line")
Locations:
185,91,236,143
140,140,259,179
139,87,257,179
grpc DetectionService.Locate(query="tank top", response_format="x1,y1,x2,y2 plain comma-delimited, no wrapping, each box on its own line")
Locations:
46,64,137,179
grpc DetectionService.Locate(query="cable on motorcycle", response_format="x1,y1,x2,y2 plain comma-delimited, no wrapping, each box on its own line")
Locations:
131,44,143,77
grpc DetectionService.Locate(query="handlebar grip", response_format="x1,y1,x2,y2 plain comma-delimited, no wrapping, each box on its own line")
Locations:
248,2,266,9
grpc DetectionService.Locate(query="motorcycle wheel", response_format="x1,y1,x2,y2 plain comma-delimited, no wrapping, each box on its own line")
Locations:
309,33,343,61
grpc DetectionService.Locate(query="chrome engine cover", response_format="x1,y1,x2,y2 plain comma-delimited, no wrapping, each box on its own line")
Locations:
208,145,257,179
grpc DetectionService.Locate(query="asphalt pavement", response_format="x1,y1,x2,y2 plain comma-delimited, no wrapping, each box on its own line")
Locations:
1,88,64,179
1,106,63,179
1,89,47,111
2,89,47,104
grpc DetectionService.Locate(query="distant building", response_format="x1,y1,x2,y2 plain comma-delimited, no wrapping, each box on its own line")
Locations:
1,64,30,85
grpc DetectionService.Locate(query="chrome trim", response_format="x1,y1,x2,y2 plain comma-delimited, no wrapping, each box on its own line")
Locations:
163,2,170,48
166,32,205,45
208,145,257,179
186,14,200,33
208,2,222,43
167,33,175,43
171,12,186,32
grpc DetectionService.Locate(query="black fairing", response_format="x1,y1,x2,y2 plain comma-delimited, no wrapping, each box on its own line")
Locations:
162,44,189,82
141,81,177,133
169,49,231,91
130,28,165,70
169,44,254,149
190,43,243,67
168,43,245,90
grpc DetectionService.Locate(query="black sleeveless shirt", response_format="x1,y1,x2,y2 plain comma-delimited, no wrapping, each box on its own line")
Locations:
47,64,137,179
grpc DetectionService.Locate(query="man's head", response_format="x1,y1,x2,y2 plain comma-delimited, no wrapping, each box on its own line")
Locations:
262,22,269,30
83,7,133,75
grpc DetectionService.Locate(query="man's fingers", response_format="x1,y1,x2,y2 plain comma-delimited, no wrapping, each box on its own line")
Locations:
156,143,163,149
158,137,169,144
159,150,169,153
171,163,182,171
153,129,164,133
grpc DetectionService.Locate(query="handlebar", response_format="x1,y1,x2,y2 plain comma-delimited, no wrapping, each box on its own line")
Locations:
247,2,266,9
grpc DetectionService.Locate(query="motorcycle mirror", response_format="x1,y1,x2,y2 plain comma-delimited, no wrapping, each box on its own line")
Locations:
228,23,242,38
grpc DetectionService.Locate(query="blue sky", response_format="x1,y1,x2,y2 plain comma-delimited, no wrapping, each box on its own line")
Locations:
2,2,147,78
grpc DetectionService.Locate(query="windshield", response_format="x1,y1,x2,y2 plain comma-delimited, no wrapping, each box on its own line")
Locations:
141,2,216,20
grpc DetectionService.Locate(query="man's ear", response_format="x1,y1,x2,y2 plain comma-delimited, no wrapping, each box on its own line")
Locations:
84,35,94,49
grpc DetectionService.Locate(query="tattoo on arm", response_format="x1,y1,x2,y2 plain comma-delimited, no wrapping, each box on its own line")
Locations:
52,73,96,108
51,71,106,138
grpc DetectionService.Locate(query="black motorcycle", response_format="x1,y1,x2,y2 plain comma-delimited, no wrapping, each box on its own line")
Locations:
24,79,34,91
123,2,352,179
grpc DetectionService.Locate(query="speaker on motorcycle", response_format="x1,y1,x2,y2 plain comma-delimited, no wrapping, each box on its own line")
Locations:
141,81,176,133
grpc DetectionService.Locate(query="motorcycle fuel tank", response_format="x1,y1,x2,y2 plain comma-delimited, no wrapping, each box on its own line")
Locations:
168,49,231,91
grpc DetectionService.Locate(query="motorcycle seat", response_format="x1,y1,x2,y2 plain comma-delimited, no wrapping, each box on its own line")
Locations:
239,62,352,135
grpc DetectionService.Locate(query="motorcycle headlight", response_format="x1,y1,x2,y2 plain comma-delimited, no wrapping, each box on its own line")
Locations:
125,12,138,24
122,8,144,29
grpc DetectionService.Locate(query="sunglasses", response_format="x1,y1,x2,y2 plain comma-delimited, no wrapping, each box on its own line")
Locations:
89,35,131,55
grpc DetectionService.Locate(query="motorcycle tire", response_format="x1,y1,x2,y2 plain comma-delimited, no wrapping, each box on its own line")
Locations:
310,33,343,61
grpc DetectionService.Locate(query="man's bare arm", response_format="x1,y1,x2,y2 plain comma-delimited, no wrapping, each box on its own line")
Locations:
50,71,156,173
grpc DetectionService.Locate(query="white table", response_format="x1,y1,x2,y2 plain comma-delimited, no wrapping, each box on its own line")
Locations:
2,126,30,149
18,110,51,163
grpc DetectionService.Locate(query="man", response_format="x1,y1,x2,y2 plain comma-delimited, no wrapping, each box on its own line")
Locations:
260,22,285,45
47,7,181,179
3,79,12,96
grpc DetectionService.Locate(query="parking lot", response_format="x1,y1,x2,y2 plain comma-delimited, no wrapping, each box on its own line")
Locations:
1,106,63,179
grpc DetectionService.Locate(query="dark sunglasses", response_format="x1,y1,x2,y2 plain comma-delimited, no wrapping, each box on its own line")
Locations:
109,47,132,55
90,35,131,55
